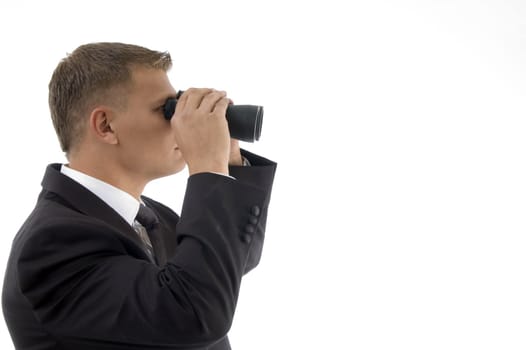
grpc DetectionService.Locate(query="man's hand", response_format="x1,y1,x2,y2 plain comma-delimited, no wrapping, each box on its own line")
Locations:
171,88,231,176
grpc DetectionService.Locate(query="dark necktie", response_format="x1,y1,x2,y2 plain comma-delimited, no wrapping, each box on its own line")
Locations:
134,204,159,262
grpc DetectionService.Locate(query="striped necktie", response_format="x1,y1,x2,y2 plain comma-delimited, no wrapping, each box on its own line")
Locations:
133,204,159,262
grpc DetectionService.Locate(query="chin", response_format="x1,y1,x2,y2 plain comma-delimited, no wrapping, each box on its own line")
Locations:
172,163,187,175
166,161,187,176
146,161,185,181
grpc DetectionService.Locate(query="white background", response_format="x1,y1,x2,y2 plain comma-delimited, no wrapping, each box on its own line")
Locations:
0,1,525,349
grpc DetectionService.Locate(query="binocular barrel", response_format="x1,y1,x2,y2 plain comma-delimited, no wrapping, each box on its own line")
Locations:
163,92,263,142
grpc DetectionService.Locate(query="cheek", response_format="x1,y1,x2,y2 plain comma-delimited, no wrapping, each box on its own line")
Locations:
127,120,171,146
116,113,175,153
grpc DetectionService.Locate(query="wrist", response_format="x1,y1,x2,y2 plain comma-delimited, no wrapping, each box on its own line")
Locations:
188,162,229,176
228,155,243,166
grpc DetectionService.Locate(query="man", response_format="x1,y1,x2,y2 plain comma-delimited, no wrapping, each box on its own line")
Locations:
2,42,276,350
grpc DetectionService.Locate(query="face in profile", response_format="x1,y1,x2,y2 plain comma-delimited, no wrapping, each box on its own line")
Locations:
110,67,186,181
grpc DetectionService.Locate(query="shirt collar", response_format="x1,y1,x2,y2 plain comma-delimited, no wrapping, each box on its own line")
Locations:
60,164,140,226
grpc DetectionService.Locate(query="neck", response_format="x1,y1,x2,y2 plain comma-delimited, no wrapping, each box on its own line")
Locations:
67,156,147,201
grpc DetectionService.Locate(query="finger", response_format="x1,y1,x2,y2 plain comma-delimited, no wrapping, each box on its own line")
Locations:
181,88,214,111
173,90,189,113
172,90,184,111
211,96,230,117
199,90,227,113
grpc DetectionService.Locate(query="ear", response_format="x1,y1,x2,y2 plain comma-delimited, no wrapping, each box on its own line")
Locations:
88,107,118,145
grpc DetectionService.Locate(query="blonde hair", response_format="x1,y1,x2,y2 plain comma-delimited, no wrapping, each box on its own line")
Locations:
48,42,172,154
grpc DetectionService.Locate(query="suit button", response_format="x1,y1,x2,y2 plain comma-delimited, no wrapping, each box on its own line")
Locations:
245,224,255,234
248,216,258,225
240,233,252,244
251,205,261,217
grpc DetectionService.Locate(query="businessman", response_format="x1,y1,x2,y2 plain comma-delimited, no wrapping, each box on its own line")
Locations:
2,42,276,349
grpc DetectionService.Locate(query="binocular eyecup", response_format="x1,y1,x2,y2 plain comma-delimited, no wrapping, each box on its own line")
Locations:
163,91,263,143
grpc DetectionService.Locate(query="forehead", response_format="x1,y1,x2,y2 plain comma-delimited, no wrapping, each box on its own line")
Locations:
128,66,176,99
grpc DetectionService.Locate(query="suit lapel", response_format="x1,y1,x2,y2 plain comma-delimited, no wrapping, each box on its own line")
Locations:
41,164,151,261
149,228,167,266
141,197,168,266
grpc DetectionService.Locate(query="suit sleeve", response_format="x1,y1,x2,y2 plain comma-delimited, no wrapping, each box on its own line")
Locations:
229,149,277,273
17,154,276,348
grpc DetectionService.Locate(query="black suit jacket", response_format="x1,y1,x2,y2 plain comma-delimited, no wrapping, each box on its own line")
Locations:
2,150,276,350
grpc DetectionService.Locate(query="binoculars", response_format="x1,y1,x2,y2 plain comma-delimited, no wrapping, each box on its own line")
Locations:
162,91,263,142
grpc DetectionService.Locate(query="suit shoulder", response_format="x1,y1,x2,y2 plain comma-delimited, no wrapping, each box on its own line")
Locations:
12,197,122,258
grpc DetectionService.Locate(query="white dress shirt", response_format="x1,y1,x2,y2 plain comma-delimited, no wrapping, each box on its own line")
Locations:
60,165,141,226
60,158,249,226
